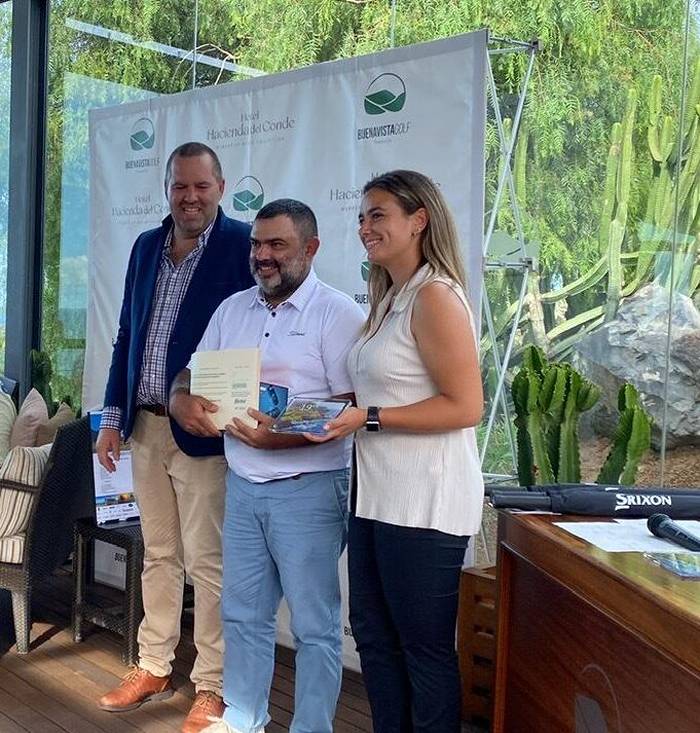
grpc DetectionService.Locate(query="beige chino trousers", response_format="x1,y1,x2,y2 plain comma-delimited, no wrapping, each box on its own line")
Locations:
130,410,226,694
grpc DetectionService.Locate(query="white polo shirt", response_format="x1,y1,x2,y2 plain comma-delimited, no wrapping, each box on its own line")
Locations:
194,269,366,482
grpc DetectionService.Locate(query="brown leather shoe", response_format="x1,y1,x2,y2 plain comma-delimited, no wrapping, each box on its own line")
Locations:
98,667,173,712
182,691,225,733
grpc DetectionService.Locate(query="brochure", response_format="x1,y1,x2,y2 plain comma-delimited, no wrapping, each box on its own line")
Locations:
270,397,350,435
190,348,261,430
92,452,140,525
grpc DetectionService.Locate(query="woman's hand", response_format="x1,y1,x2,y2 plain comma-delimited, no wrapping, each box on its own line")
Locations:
304,406,367,442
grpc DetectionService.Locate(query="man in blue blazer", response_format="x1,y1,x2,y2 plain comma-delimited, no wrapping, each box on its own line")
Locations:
96,142,254,733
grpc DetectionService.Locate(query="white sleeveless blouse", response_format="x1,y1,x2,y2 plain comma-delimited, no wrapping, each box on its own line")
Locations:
348,264,484,536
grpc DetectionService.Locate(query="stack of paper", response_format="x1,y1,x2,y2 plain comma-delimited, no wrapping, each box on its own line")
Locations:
190,348,261,430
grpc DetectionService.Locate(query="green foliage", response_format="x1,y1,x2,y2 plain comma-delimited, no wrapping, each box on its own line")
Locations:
481,0,686,295
30,349,56,417
35,0,692,411
477,419,515,477
596,384,652,485
488,55,700,361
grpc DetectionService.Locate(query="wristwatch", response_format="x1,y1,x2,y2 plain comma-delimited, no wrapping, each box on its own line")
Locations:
365,406,382,432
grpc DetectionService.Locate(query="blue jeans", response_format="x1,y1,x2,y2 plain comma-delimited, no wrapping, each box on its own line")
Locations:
348,513,469,732
221,468,349,733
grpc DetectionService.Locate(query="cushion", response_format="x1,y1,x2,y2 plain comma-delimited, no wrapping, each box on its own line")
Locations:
0,444,52,486
10,388,49,448
36,403,75,447
0,444,52,539
0,534,25,563
0,390,16,463
0,487,35,538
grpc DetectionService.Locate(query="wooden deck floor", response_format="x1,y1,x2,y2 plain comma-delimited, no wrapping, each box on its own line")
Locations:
0,571,372,732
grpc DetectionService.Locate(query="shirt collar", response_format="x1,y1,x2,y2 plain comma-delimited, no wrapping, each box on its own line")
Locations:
162,211,218,257
249,268,319,312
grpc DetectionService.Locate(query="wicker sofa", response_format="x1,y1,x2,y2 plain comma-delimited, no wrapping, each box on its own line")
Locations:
0,416,93,652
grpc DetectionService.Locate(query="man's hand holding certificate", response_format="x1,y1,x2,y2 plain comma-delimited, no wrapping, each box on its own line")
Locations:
190,348,261,431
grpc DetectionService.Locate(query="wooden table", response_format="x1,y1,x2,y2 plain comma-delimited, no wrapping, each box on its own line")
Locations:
492,512,700,732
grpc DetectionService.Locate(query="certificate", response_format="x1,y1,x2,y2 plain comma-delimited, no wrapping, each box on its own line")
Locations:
190,348,261,430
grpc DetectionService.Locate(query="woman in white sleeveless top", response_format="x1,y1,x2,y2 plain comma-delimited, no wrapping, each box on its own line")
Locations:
313,170,484,731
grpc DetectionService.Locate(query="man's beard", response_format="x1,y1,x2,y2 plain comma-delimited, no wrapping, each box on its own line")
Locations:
252,259,307,303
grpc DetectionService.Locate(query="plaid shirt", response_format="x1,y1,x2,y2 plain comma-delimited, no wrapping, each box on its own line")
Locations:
101,220,215,432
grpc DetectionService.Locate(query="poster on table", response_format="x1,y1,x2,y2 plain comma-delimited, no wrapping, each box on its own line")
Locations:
85,30,487,672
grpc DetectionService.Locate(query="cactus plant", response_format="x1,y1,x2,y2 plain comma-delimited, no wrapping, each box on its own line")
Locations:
558,371,602,483
513,366,554,486
603,88,636,323
596,384,652,485
512,345,600,485
484,62,700,365
512,346,650,487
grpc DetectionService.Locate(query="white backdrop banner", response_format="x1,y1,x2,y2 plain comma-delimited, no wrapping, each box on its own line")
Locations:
85,30,487,671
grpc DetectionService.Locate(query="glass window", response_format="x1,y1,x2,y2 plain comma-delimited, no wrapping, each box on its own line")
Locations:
43,1,696,489
474,2,690,487
44,2,197,408
663,0,700,485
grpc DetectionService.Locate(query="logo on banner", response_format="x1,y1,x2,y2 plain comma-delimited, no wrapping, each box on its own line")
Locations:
125,117,160,170
232,176,265,213
353,260,371,305
129,117,155,151
357,72,411,143
364,73,406,115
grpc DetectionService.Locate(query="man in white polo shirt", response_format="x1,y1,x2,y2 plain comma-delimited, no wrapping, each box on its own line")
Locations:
169,199,365,733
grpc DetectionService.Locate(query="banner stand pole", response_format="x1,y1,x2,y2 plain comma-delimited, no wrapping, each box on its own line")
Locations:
475,34,539,565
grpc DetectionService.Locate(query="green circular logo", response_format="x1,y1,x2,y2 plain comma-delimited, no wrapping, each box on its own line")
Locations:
360,260,371,282
130,117,155,151
364,73,406,115
232,176,265,212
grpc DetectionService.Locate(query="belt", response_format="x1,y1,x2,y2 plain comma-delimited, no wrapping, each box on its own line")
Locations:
139,404,168,416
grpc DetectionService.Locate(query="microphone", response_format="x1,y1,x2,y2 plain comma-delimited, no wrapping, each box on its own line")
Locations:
647,513,700,552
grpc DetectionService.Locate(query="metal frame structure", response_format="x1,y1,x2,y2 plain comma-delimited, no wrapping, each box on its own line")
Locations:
477,34,539,561
64,18,266,80
6,0,49,398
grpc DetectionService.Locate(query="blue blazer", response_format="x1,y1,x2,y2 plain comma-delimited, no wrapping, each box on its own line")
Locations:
103,207,254,456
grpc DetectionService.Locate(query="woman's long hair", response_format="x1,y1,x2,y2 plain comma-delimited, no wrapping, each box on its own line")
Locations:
362,169,467,332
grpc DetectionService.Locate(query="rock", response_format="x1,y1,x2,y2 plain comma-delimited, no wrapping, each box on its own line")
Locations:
572,282,700,448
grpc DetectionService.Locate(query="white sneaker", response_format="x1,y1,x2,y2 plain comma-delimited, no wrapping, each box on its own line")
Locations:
201,717,265,733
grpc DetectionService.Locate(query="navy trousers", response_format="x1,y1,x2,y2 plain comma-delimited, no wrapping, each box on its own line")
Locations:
348,512,469,732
